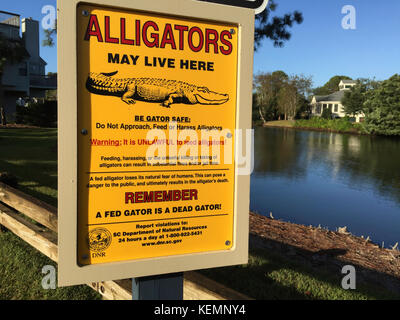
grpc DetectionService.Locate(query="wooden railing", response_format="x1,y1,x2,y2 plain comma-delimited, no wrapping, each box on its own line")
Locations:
0,182,250,300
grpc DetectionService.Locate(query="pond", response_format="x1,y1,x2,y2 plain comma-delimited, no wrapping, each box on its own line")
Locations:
251,127,400,247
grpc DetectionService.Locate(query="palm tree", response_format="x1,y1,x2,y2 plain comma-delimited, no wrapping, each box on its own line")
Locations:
0,32,28,124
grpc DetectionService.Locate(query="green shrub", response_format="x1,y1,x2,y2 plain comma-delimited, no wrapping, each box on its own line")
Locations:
294,117,361,133
16,100,57,128
363,74,400,136
15,105,27,124
0,172,18,188
321,108,332,119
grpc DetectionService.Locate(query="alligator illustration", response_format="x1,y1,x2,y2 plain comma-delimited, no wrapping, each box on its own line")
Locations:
86,71,229,107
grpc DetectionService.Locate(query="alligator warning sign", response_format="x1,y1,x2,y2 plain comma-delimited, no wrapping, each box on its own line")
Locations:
76,3,239,265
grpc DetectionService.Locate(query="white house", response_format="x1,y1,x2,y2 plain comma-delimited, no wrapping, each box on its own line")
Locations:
310,80,365,122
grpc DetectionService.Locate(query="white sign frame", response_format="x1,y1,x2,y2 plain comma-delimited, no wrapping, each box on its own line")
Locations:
58,0,254,287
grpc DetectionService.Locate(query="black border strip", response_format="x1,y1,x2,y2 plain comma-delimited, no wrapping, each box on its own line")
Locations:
196,0,265,10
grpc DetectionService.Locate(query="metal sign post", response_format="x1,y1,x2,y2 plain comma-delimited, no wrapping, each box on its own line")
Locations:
132,273,183,300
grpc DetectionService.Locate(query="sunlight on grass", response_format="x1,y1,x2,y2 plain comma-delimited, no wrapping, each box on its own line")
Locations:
1,128,399,300
0,231,100,300
201,248,400,300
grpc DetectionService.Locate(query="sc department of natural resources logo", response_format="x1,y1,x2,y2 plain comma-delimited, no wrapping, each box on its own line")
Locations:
88,228,112,252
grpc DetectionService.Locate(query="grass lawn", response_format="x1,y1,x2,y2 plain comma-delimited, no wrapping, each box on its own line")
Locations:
0,128,100,300
0,128,399,300
0,128,58,206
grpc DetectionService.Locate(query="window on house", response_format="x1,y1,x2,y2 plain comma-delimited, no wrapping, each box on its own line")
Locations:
18,68,27,76
18,63,27,76
334,104,338,112
30,63,39,75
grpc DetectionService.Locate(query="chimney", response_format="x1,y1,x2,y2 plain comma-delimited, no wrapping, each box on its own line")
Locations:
21,17,39,59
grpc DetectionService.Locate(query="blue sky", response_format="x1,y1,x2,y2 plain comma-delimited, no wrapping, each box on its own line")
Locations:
254,0,400,86
2,0,399,87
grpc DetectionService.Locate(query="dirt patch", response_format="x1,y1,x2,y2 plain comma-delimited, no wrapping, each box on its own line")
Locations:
263,120,295,128
249,212,400,294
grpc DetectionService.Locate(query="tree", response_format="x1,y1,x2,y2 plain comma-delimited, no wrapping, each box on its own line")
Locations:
290,74,313,119
342,85,365,117
277,74,312,120
254,0,303,50
0,107,6,126
254,71,288,122
42,21,57,47
290,74,313,99
44,1,303,50
363,74,400,136
296,95,311,119
254,72,312,122
342,78,381,116
277,82,297,120
313,75,352,96
0,33,28,124
321,107,332,119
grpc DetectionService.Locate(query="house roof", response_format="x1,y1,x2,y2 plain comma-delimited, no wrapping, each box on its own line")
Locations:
0,10,20,17
340,80,357,84
39,57,47,66
0,11,20,28
314,90,345,103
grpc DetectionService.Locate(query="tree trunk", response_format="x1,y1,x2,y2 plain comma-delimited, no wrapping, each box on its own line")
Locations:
1,107,6,126
258,106,266,124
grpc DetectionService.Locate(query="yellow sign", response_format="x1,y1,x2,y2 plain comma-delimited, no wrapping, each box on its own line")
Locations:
77,4,238,265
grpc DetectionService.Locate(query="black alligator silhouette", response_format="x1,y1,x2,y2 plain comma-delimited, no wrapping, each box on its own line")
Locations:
86,71,229,107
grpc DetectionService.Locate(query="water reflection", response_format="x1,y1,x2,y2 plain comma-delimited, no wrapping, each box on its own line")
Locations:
251,127,400,245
